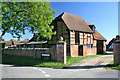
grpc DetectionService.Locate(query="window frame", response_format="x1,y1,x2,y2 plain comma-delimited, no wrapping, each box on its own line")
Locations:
87,44,93,49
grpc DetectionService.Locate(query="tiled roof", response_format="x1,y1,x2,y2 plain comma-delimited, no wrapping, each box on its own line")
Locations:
86,22,106,41
86,22,91,25
3,40,28,46
55,12,93,33
3,41,12,46
93,30,106,41
13,41,22,45
1,39,5,41
23,38,29,41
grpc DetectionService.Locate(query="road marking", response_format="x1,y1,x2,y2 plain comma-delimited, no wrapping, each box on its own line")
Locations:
33,67,50,78
34,67,37,69
38,69,42,71
41,71,46,73
45,74,50,77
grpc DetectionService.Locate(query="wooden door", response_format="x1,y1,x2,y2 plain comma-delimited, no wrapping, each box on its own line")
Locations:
79,45,83,56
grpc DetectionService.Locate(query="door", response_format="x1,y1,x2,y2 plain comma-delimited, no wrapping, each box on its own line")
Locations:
79,45,83,56
97,40,103,54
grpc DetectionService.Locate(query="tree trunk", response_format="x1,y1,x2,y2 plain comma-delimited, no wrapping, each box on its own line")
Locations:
0,37,3,42
0,30,6,42
0,38,1,42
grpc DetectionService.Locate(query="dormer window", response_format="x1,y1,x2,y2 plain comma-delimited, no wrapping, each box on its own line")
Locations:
89,25,96,33
93,27,95,33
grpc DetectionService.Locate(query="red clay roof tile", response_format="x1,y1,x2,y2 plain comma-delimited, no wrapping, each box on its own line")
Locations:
93,30,106,41
23,38,29,41
86,22,106,41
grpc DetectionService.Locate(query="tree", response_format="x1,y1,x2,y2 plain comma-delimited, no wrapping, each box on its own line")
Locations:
0,2,56,41
17,38,20,41
10,39,14,45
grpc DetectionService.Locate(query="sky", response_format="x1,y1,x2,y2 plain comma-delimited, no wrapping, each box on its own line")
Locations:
0,2,118,44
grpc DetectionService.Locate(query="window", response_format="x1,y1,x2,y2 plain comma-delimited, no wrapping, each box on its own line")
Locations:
93,27,95,33
75,32,80,44
87,44,93,49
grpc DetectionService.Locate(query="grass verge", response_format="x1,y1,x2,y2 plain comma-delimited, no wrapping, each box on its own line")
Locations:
2,53,109,68
106,61,120,70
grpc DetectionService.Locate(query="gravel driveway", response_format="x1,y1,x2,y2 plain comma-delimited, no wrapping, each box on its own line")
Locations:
63,53,113,70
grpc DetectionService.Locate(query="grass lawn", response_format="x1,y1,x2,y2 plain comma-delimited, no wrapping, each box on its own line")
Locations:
2,53,109,68
106,61,120,70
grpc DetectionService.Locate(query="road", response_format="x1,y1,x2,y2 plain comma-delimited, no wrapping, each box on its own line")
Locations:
1,54,119,78
2,64,118,78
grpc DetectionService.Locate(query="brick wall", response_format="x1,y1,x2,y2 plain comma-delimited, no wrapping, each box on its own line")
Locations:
86,47,97,56
71,45,78,57
3,42,67,64
113,35,120,65
3,49,35,57
55,42,66,64
114,42,120,65
83,46,97,56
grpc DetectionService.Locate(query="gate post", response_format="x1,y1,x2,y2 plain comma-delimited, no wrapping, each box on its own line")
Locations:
0,43,2,80
56,42,67,64
113,35,120,65
0,43,2,54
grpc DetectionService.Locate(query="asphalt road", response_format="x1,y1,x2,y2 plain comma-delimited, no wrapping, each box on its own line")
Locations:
2,54,119,79
1,53,119,79
1,64,118,78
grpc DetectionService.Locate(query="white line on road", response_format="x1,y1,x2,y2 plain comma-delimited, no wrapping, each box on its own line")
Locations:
33,67,50,78
38,69,42,71
45,74,50,77
41,71,46,74
34,67,37,69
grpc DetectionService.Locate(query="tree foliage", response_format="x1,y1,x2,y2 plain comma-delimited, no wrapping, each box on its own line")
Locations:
0,2,56,41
